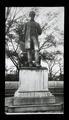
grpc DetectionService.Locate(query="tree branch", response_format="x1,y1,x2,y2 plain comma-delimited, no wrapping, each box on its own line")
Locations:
6,43,19,70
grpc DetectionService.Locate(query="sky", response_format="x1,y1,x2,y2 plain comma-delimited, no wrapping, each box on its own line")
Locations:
7,7,64,31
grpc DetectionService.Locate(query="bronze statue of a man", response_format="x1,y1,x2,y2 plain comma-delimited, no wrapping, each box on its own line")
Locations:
24,11,42,67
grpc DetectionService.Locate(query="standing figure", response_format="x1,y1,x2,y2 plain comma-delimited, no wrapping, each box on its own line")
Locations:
24,11,42,67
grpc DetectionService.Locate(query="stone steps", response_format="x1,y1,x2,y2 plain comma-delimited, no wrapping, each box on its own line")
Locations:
6,102,63,113
5,96,64,113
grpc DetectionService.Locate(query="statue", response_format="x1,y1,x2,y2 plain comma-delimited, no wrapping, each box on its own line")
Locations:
24,11,42,67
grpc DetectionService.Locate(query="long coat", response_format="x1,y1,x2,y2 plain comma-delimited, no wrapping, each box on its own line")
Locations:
24,20,42,50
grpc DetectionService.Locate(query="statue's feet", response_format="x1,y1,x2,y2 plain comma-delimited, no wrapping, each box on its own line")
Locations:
35,63,41,68
28,63,33,67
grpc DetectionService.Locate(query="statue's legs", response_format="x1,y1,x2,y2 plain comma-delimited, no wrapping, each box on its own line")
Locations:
27,49,32,67
31,36,40,67
35,50,40,66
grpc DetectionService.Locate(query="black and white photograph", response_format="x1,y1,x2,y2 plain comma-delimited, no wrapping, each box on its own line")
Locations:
5,7,64,114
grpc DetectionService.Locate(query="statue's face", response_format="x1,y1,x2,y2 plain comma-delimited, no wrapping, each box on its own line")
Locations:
30,14,35,20
29,11,35,20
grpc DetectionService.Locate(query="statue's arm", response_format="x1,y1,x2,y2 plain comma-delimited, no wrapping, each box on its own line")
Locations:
37,23,42,35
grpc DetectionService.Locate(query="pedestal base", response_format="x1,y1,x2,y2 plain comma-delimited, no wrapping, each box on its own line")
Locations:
12,67,56,112
14,91,55,105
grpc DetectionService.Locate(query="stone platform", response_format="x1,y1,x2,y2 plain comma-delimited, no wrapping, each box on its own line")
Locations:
5,96,64,113
6,67,58,113
7,102,63,113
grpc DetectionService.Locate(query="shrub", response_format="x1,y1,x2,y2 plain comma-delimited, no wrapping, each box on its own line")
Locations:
5,73,19,81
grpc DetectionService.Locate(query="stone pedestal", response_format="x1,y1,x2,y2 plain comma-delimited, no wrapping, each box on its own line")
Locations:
13,67,55,106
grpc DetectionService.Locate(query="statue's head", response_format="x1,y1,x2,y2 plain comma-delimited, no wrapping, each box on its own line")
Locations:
29,11,35,20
